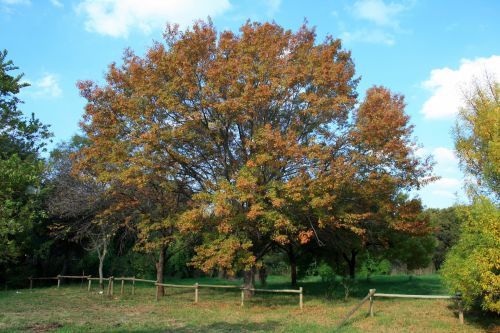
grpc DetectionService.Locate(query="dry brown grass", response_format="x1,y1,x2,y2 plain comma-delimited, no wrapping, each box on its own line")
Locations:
0,276,497,332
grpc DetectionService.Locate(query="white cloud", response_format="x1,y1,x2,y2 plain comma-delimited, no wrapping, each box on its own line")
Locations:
351,0,407,28
264,0,281,17
34,73,62,98
421,176,462,204
416,145,466,207
76,0,231,38
433,177,461,189
341,0,412,46
431,190,457,200
433,147,459,172
421,55,500,119
50,0,63,7
341,29,395,46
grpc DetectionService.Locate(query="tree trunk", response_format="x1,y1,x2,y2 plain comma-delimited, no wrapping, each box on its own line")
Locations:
97,242,108,291
217,269,227,279
243,266,256,297
287,245,298,288
343,250,357,279
290,260,298,288
258,266,267,287
156,245,166,297
98,255,105,290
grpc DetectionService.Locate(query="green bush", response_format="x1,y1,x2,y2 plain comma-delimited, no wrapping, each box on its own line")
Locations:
359,254,391,279
441,198,500,314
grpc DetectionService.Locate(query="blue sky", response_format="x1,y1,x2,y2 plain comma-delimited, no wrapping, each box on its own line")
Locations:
1,0,499,208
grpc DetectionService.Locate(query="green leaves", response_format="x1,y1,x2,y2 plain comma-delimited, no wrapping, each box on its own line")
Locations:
0,50,51,158
0,154,44,264
441,198,500,313
454,78,500,200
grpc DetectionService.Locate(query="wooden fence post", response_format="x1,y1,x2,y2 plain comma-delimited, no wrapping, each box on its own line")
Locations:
369,289,376,317
57,275,61,289
120,279,125,295
29,277,33,290
132,276,135,296
106,277,111,296
240,289,245,307
195,283,199,303
110,276,114,297
456,292,464,324
299,287,303,310
87,276,92,292
156,284,160,301
336,289,376,330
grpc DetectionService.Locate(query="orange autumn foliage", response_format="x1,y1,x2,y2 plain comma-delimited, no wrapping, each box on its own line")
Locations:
76,20,433,278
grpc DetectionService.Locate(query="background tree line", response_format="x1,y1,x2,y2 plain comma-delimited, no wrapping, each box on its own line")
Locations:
0,20,497,314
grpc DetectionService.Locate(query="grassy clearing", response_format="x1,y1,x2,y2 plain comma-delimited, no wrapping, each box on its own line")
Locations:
0,275,497,332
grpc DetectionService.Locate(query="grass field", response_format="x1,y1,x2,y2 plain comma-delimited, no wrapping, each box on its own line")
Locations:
0,275,498,332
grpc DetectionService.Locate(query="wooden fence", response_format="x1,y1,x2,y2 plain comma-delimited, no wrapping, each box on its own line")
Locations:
28,275,304,309
335,289,464,330
371,292,464,324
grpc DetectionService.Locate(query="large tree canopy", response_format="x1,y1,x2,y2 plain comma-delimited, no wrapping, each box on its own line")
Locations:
77,21,433,289
0,50,51,265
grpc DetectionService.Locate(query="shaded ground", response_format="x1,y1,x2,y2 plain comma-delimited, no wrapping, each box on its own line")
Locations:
0,275,497,332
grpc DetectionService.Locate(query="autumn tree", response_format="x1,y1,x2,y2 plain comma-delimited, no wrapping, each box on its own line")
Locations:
77,20,359,292
454,76,499,201
305,86,433,278
77,21,433,291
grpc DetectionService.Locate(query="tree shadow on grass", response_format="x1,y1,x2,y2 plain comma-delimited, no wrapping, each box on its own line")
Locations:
292,275,445,299
445,304,500,332
111,320,281,333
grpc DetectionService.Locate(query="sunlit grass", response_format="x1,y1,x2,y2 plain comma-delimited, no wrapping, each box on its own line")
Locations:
0,275,497,332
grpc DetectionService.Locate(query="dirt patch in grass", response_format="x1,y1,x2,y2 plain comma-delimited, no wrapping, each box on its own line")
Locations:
27,322,62,332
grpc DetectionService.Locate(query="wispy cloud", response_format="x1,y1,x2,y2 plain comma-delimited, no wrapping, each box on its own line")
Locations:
33,73,62,98
341,29,395,46
351,0,407,28
340,0,413,46
50,0,63,8
416,146,465,208
432,147,459,172
427,177,461,198
76,0,231,38
264,0,281,17
421,55,500,119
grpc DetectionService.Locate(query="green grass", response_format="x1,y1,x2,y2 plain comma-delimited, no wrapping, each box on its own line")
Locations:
0,275,497,332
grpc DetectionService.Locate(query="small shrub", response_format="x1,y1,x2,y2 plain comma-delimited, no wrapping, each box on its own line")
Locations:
317,262,338,299
341,276,357,302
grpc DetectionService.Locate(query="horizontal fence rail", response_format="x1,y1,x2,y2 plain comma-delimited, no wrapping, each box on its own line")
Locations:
133,278,156,283
27,275,304,309
374,293,456,299
371,291,464,324
59,275,90,279
197,284,241,289
243,288,301,293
